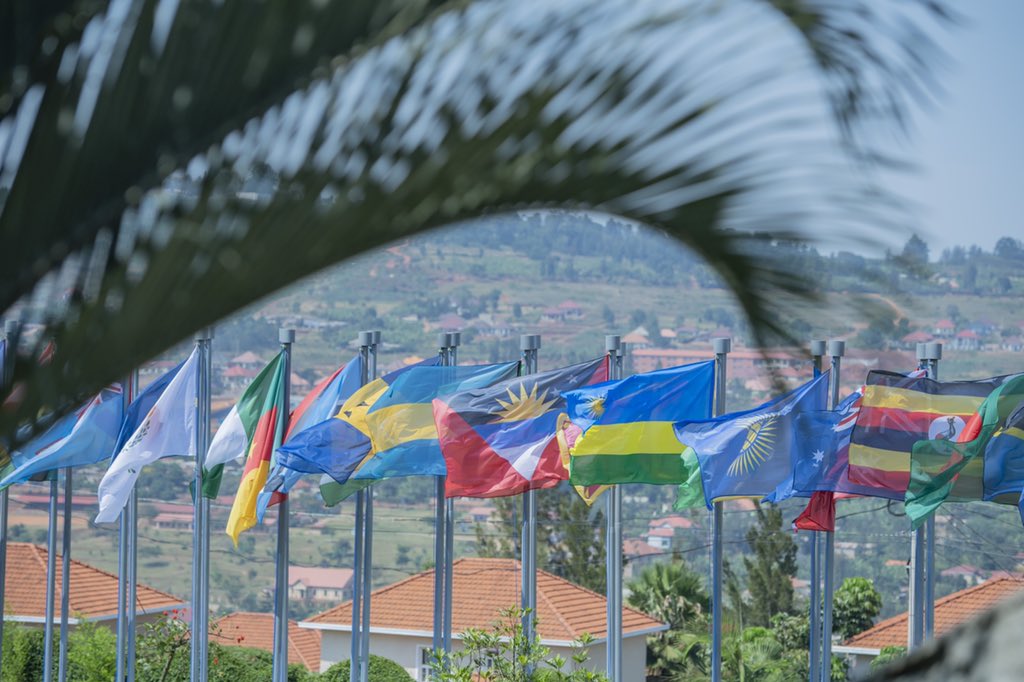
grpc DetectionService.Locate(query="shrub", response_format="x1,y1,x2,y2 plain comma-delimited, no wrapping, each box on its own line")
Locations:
320,654,414,682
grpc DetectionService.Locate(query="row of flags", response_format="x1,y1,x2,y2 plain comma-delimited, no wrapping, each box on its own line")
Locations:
1,340,1022,544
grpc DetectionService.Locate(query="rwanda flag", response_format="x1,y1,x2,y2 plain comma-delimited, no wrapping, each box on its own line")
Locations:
434,357,608,498
848,371,1005,494
904,374,1024,528
567,361,714,485
674,372,829,508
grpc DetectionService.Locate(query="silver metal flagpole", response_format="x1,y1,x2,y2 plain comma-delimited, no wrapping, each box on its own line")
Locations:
907,343,928,650
808,339,826,682
272,329,295,682
126,485,138,682
190,331,211,682
923,342,942,641
443,332,460,655
44,473,59,682
710,336,730,682
350,331,372,679
198,332,213,682
820,340,844,682
57,468,73,682
519,334,540,661
359,330,381,682
605,334,623,682
432,333,450,663
116,372,135,682
0,318,20,681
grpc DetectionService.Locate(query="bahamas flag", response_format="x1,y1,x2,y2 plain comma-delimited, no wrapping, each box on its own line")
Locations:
434,357,608,498
904,374,1024,528
276,356,440,489
848,371,1003,494
674,372,829,508
566,361,714,485
256,356,364,521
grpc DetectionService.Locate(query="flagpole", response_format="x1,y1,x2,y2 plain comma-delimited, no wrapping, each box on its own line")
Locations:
272,328,295,682
808,339,826,682
432,333,450,664
0,318,20,681
519,334,540,666
198,331,213,682
44,473,58,682
115,373,134,682
57,467,72,682
190,330,212,682
443,332,460,655
710,336,730,682
923,342,942,641
820,340,844,682
359,329,380,682
908,343,928,650
604,334,623,682
350,332,372,679
127,484,138,681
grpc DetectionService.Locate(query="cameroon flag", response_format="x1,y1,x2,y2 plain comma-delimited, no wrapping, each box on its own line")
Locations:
203,353,287,545
847,371,1004,494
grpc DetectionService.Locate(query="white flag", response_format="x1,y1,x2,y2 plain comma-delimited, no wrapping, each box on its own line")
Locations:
95,348,199,523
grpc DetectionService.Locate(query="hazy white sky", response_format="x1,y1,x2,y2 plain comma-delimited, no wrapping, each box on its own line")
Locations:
888,1,1024,255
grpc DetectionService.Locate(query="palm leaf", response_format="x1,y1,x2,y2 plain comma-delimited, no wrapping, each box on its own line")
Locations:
2,0,949,438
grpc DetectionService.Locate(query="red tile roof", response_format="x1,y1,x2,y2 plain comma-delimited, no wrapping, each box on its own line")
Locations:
2,543,184,622
843,577,1024,650
302,558,665,644
288,566,353,589
212,612,322,671
623,539,660,558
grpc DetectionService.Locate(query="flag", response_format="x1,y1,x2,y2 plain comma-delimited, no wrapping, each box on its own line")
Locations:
203,352,286,499
904,375,1024,528
217,354,289,545
278,356,441,501
554,419,608,505
566,361,714,485
256,357,363,521
674,372,829,508
434,357,608,498
96,350,199,523
0,386,124,489
848,371,1004,494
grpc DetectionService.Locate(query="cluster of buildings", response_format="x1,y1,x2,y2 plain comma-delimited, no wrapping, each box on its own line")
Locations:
900,318,1024,353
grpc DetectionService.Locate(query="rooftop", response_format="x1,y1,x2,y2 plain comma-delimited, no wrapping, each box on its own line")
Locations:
211,612,321,672
2,543,184,623
302,557,665,644
842,577,1024,651
289,566,354,589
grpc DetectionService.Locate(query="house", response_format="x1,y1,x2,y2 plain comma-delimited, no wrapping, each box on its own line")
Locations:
933,319,956,337
229,351,264,369
622,539,661,580
621,327,651,350
289,566,355,604
900,330,933,349
300,557,666,680
211,612,322,672
152,512,194,531
940,564,985,587
645,516,695,550
557,301,584,320
2,543,185,628
953,329,982,351
12,494,98,513
834,577,1024,677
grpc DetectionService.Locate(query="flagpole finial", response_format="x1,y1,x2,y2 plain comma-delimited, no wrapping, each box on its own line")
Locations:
828,340,846,358
916,342,928,361
437,333,449,349
358,331,374,347
3,319,19,335
519,334,539,351
925,342,942,360
279,328,295,344
449,331,461,348
605,335,621,352
193,327,214,341
810,339,826,357
713,337,731,354
371,330,382,345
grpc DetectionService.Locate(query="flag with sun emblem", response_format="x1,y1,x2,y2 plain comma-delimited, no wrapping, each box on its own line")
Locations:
434,357,608,498
566,361,714,485
674,372,829,508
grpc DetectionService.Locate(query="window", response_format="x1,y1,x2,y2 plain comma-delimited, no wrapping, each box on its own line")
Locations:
417,646,434,682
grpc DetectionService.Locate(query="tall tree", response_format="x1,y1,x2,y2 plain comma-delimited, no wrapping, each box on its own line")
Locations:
832,577,883,640
742,504,798,627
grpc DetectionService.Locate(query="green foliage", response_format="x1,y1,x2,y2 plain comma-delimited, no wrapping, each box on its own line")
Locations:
871,646,907,671
1,624,50,681
67,620,118,681
832,577,883,640
433,607,606,682
320,655,414,682
742,505,798,627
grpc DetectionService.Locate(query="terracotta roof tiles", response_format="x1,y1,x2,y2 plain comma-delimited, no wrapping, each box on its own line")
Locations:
212,612,321,672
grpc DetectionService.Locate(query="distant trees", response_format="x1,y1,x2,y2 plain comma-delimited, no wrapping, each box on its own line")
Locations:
742,505,798,627
832,577,883,640
901,234,930,265
995,237,1024,260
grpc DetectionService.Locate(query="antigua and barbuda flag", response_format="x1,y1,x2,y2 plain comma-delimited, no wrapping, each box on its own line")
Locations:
433,357,608,498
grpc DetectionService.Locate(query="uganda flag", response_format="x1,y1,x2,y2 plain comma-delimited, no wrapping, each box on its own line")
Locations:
203,352,287,545
847,371,1005,494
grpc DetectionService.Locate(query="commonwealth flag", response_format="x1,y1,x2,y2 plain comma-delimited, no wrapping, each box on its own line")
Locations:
848,371,1004,494
674,372,829,508
566,361,714,485
905,374,1024,528
434,357,608,498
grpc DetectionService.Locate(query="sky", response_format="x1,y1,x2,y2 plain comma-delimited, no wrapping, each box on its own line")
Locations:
889,1,1024,256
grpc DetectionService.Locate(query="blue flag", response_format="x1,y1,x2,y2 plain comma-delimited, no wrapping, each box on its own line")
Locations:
674,372,829,507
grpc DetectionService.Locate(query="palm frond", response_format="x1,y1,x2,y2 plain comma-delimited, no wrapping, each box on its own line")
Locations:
1,0,950,439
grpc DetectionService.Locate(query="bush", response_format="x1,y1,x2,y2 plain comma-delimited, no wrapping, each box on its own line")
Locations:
1,624,50,681
871,645,907,671
320,654,414,682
